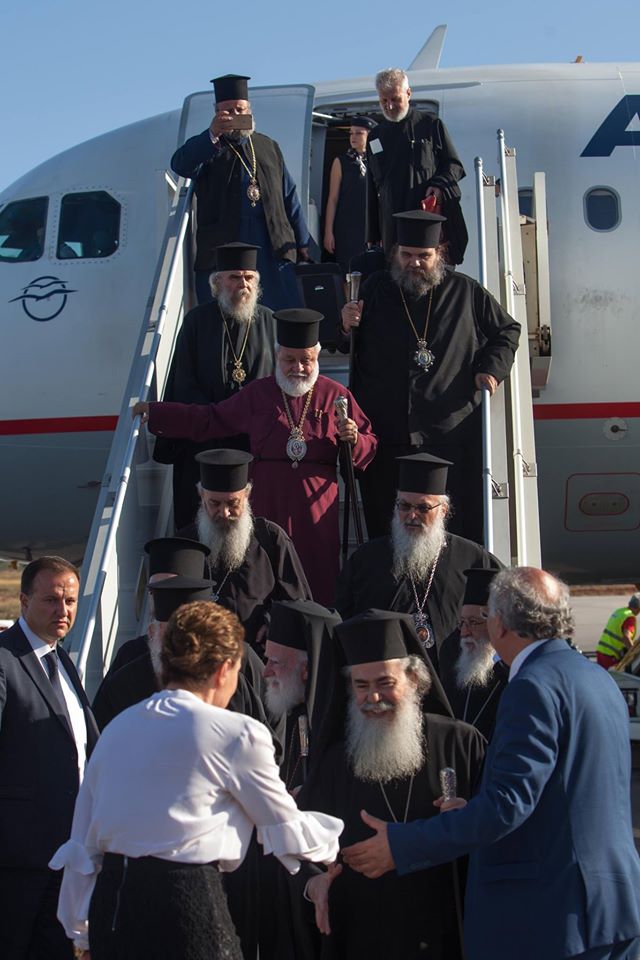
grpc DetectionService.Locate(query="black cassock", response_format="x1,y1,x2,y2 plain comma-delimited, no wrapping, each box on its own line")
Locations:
338,268,521,542
441,653,510,742
155,300,276,528
178,517,311,656
336,533,499,674
365,108,467,261
291,715,485,960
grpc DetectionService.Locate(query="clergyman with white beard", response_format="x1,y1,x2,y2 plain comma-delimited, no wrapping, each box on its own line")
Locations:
157,241,277,528
336,453,500,676
135,310,378,605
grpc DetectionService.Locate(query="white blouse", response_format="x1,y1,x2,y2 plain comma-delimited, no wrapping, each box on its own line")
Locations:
51,689,342,949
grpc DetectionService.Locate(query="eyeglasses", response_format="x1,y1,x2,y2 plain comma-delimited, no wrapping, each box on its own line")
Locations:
395,499,441,516
458,617,488,630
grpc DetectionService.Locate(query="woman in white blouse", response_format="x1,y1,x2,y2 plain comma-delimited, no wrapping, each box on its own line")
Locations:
51,601,343,959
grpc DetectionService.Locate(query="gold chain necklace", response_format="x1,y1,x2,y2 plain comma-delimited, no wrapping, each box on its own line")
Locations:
221,310,253,385
281,386,315,469
399,286,435,372
378,775,415,823
226,137,260,206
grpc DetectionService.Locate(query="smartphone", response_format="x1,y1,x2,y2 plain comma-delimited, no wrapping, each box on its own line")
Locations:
231,114,254,130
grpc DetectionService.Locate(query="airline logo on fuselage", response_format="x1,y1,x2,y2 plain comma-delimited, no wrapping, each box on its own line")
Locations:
9,276,77,321
581,95,640,157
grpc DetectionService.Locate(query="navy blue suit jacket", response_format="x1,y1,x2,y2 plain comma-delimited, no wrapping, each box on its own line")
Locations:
389,640,640,959
0,622,99,869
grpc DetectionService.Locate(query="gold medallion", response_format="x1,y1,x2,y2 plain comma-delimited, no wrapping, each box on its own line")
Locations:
247,179,261,206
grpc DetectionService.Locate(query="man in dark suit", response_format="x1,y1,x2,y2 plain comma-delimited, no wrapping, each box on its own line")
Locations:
0,556,99,959
343,567,640,960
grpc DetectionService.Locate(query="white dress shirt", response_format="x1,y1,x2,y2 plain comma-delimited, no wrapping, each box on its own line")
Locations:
19,616,88,778
508,639,548,681
51,689,343,949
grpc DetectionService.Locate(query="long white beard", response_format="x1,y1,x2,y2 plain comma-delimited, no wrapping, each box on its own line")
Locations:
455,639,496,689
147,625,163,684
214,283,261,324
390,258,446,298
346,688,426,783
195,502,253,572
274,362,319,398
264,671,306,716
391,512,447,581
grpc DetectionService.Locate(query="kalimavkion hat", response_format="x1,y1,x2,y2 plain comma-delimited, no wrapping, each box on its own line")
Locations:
195,449,253,493
393,210,446,248
336,609,419,666
210,74,250,102
269,600,341,653
149,577,213,624
274,309,323,349
462,568,500,607
396,453,453,495
144,537,210,578
215,243,259,272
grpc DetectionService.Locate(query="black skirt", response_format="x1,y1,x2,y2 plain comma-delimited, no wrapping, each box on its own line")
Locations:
89,853,243,960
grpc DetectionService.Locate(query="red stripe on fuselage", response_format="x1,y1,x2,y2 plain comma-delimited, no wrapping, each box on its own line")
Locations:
533,403,640,421
0,416,118,435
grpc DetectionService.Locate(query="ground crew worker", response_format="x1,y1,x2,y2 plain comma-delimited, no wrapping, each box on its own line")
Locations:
596,593,640,669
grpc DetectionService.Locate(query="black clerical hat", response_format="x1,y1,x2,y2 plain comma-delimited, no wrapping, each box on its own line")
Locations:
215,243,259,272
144,537,210,578
463,568,499,607
150,577,213,623
211,74,250,102
396,453,452,495
275,309,323,349
350,115,377,130
270,600,341,652
394,210,446,248
336,609,419,665
196,449,253,493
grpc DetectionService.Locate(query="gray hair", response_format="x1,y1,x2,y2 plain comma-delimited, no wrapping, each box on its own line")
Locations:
375,68,409,92
488,568,574,641
274,341,322,354
344,654,432,694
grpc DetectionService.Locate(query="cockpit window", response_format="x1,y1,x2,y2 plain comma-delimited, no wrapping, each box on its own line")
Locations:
57,191,121,259
0,197,48,263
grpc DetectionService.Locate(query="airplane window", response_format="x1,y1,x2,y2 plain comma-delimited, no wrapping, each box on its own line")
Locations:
518,189,533,218
0,196,48,262
584,187,620,232
57,191,121,259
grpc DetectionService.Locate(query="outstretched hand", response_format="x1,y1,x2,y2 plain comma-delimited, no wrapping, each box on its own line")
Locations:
306,861,343,935
341,810,395,878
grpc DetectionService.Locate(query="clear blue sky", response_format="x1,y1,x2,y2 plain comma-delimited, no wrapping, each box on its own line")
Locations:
1,0,638,192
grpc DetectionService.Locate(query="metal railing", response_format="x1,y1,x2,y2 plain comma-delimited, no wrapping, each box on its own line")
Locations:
69,177,194,688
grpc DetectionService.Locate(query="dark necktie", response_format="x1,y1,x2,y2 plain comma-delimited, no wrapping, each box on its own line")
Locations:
43,649,73,734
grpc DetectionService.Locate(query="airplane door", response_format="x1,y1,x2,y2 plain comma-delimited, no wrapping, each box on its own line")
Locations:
176,84,316,210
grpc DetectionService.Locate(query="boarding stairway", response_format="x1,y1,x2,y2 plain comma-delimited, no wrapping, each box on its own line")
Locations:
68,132,544,697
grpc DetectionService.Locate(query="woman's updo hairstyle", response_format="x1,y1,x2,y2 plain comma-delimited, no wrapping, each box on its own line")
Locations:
161,601,244,687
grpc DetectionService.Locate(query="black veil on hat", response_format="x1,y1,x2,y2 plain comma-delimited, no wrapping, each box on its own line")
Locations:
144,537,210,578
149,576,215,623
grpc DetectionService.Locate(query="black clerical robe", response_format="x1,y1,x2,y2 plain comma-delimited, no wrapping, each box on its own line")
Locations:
335,534,499,671
156,300,276,528
338,267,520,541
442,657,510,742
294,715,485,960
366,108,466,259
178,517,311,655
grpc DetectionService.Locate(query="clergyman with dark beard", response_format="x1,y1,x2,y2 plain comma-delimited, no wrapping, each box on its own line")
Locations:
290,610,484,960
177,448,311,656
340,209,520,543
336,454,500,676
158,242,277,528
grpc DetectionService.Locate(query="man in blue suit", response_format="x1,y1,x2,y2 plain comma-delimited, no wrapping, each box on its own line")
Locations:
343,567,640,960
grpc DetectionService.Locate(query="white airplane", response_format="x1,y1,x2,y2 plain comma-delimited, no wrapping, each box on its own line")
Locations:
1,26,638,582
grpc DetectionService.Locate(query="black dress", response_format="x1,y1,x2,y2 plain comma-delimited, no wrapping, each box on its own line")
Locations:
332,150,368,275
